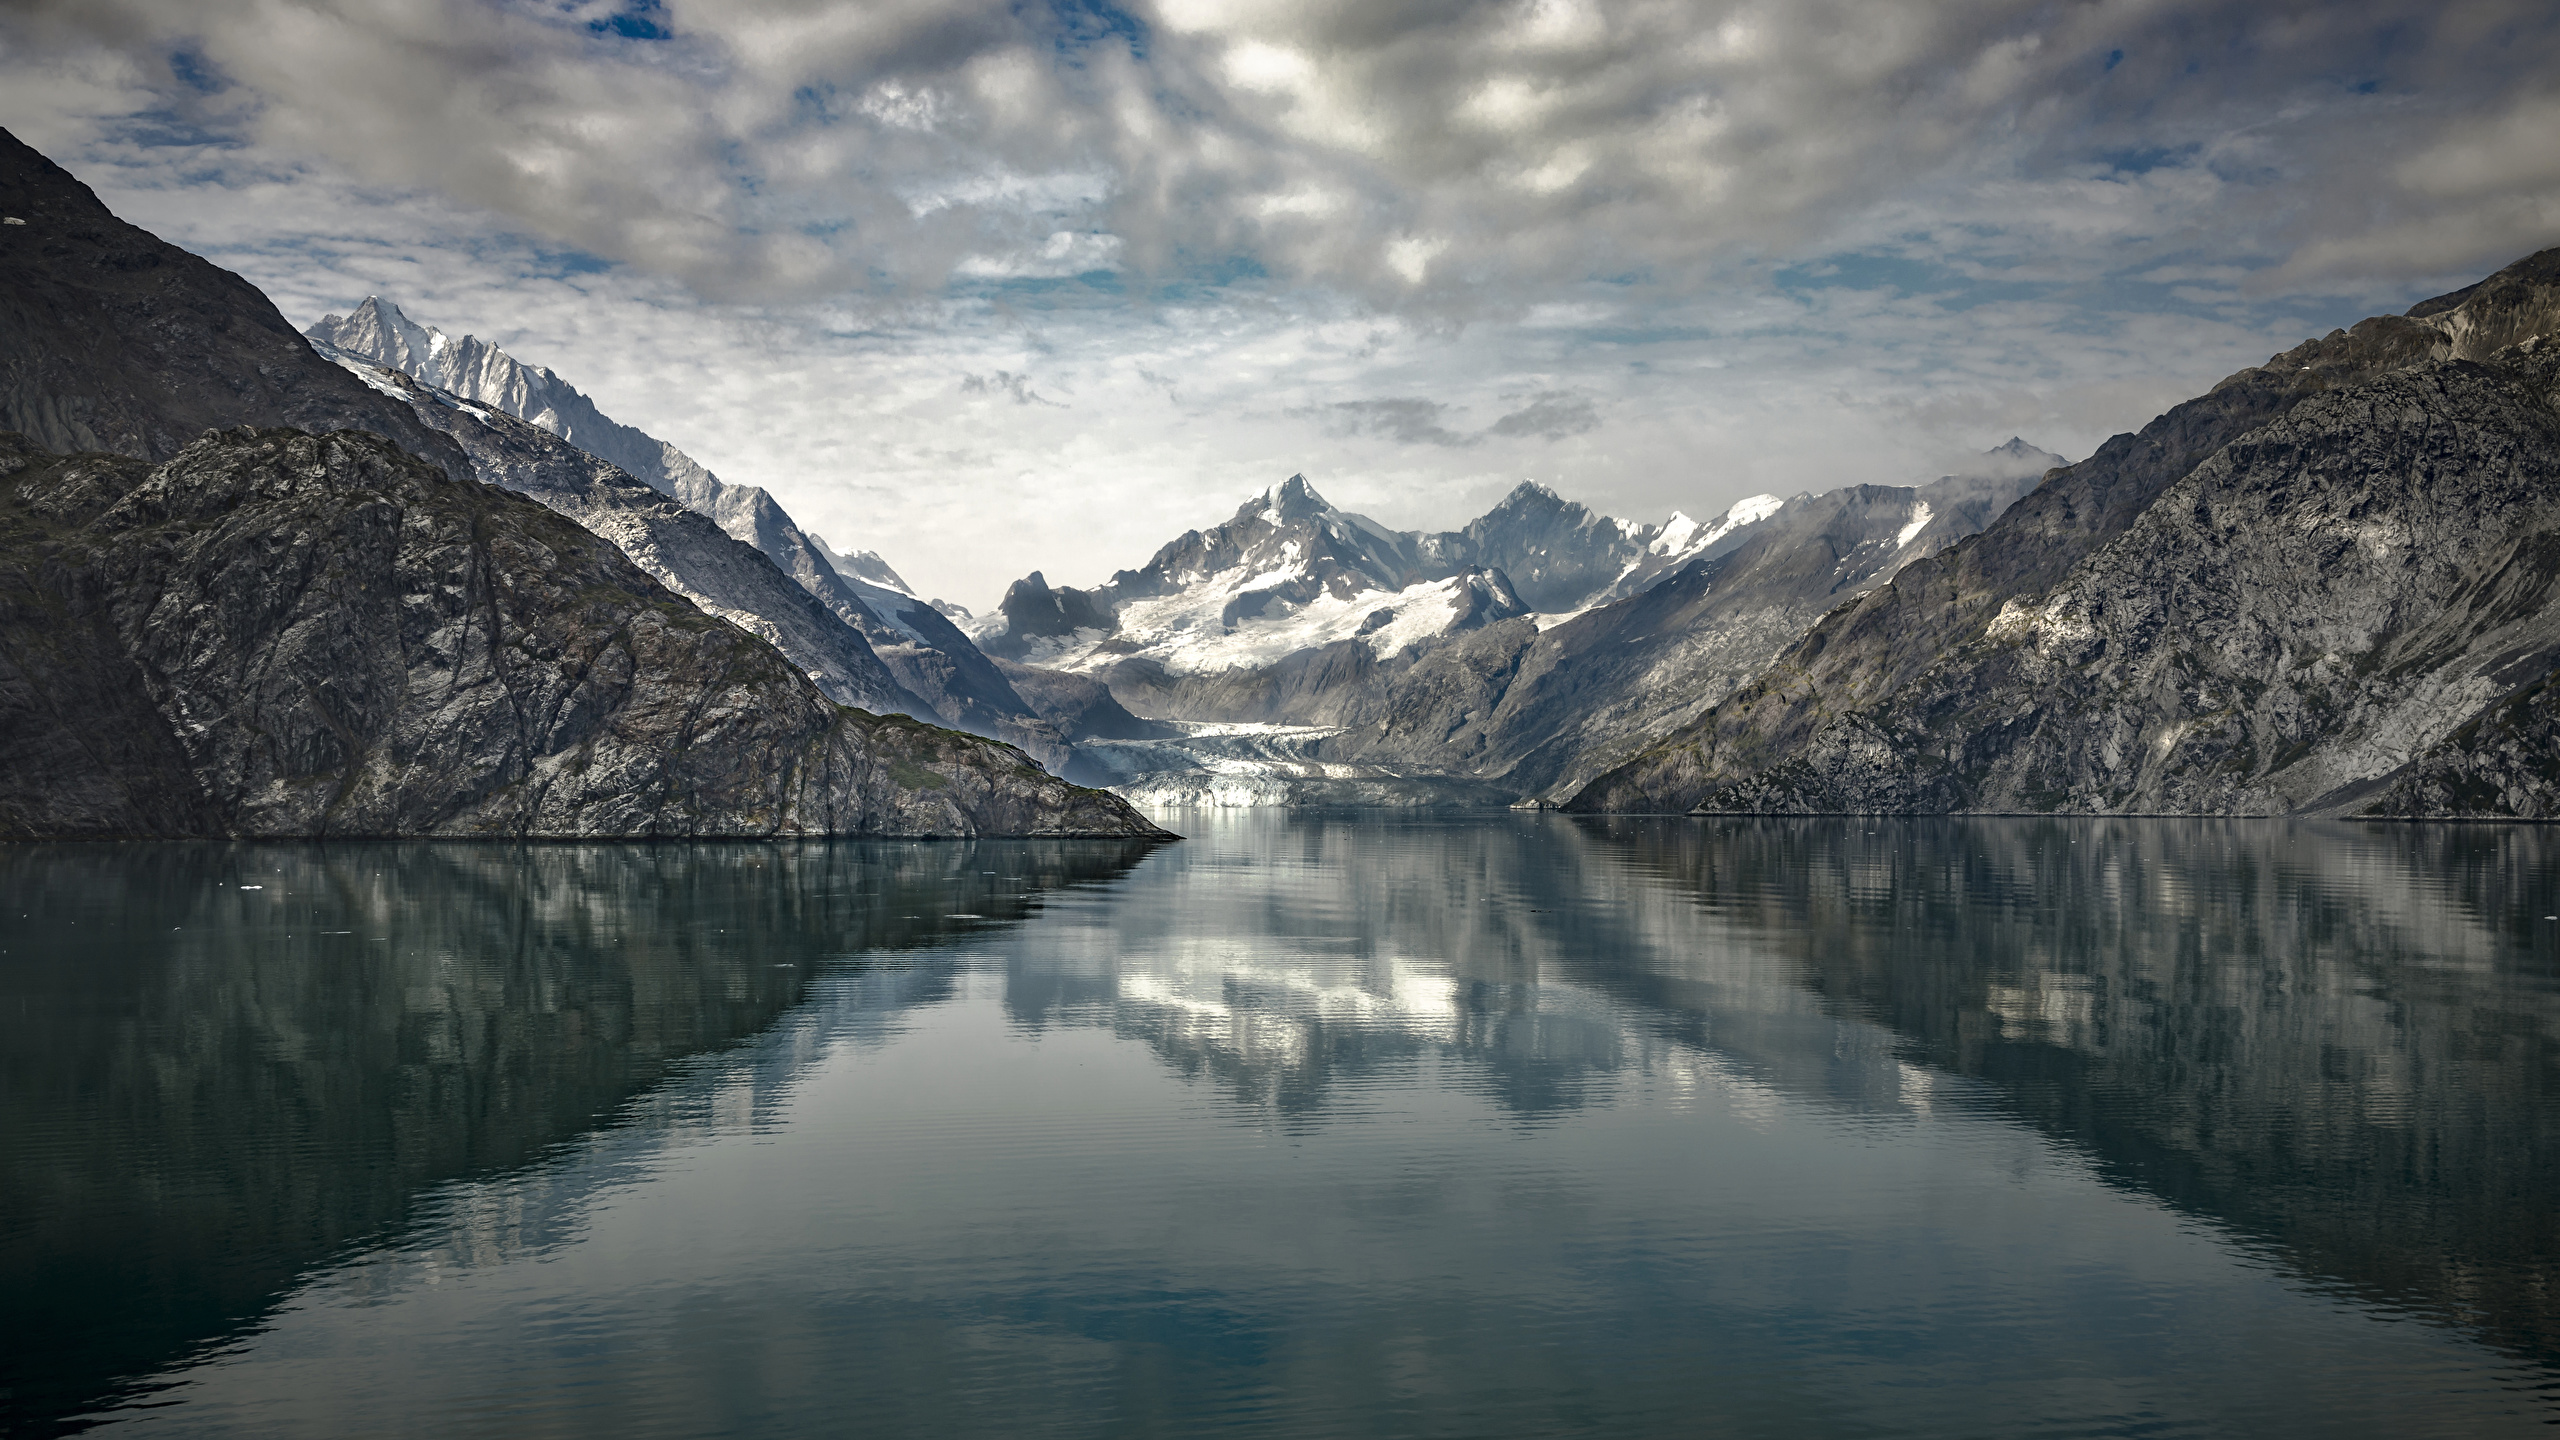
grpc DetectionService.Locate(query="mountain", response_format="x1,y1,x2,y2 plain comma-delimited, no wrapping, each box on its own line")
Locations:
308,295,718,499
0,154,467,476
809,532,923,593
1297,456,2061,802
990,446,2056,804
308,345,925,715
306,298,1072,767
0,428,1161,837
976,474,1534,673
1569,247,2560,818
0,126,1163,839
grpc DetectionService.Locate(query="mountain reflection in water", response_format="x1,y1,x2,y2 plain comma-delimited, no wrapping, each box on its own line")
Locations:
1590,817,2560,1370
0,839,1161,1433
5,816,2556,1437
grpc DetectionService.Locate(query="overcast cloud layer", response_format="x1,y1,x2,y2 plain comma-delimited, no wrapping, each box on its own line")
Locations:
4,0,2557,605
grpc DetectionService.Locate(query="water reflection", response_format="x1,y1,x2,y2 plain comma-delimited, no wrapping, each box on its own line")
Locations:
0,838,1159,1434
1586,816,2560,1369
11,817,2560,1436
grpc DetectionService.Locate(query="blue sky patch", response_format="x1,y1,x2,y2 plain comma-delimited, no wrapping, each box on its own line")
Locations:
589,1,671,42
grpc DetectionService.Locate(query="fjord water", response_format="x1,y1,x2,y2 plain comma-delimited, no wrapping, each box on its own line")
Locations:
4,818,2557,1437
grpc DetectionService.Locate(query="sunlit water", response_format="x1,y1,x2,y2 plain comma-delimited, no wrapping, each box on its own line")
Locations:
5,815,2559,1437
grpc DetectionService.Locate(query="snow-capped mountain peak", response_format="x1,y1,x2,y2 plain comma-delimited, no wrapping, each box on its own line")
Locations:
314,297,448,386
809,531,916,596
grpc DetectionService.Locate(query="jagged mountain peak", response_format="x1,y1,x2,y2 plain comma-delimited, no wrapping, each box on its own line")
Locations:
808,530,915,595
1469,478,1614,529
311,295,447,383
1246,473,1339,525
1965,437,2069,480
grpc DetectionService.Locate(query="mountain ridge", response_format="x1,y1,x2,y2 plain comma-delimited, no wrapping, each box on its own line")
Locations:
1568,247,2560,817
980,443,2058,805
0,126,1165,839
307,297,1081,770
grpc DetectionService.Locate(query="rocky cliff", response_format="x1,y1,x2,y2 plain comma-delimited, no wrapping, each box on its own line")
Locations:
308,298,1074,768
1572,248,2560,816
0,427,1169,838
0,128,1159,838
313,345,925,716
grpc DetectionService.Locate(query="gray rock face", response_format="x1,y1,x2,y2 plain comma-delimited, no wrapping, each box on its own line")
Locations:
1431,481,1655,612
310,345,925,717
1571,250,2560,817
0,428,1170,839
307,299,1069,767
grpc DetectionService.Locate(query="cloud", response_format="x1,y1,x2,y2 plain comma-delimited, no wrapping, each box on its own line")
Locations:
6,0,2556,303
961,370,1066,406
1300,389,1598,446
2,0,2558,612
1486,390,1598,440
1305,398,1472,447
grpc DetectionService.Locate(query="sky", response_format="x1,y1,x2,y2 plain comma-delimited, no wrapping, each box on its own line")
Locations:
3,0,2557,609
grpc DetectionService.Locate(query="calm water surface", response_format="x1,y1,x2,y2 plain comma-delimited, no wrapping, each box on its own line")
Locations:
4,814,2558,1437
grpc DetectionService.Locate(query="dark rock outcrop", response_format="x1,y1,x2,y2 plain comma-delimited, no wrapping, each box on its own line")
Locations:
0,132,467,474
992,657,1174,743
0,427,1170,838
1571,249,2560,816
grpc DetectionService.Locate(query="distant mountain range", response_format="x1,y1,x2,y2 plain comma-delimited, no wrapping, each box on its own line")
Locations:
977,443,2062,803
304,293,2070,808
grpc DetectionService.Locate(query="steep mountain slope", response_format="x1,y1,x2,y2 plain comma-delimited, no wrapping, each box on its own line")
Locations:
0,123,913,716
0,126,1162,838
1571,248,2560,816
312,346,924,716
306,299,1067,762
0,133,466,475
0,429,1165,838
1320,467,2055,800
309,296,718,498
